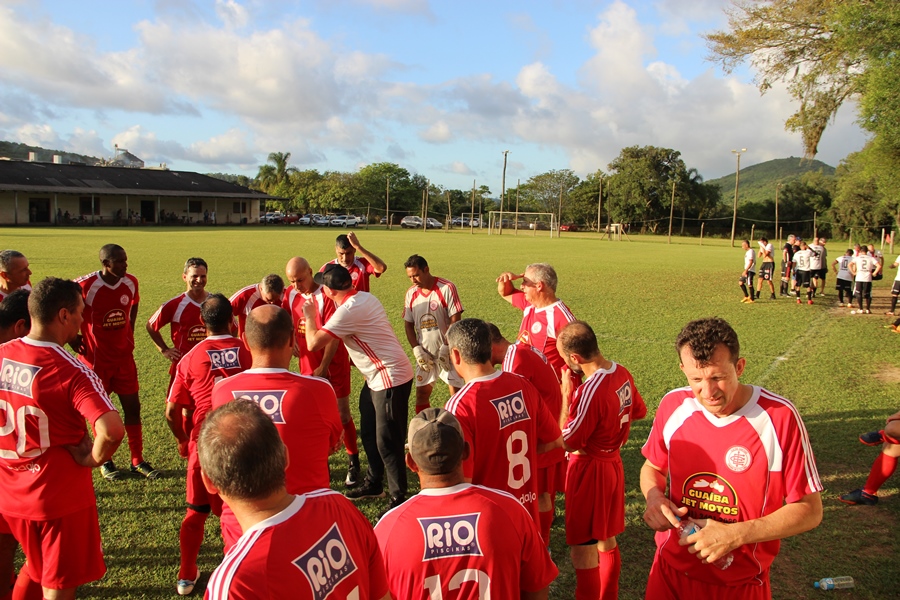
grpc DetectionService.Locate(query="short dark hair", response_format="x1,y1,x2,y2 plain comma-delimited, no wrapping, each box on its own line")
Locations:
742,239,750,246
0,250,25,273
184,257,208,274
446,318,492,364
201,293,233,332
28,277,82,325
484,322,506,344
197,400,286,501
404,254,428,270
335,234,351,250
557,321,599,359
261,273,285,296
675,318,740,366
760,237,768,244
245,306,293,350
0,289,31,330
99,244,124,263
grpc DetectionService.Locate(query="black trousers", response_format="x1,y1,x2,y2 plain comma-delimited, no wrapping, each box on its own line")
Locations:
358,378,412,498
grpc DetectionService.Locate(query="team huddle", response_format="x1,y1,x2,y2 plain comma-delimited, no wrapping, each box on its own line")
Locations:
0,238,827,600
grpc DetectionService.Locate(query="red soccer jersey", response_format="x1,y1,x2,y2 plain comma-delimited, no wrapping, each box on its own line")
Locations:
563,362,645,459
320,257,379,292
445,371,561,522
211,369,342,493
641,386,823,587
206,490,389,600
509,292,576,376
166,334,251,442
374,483,558,599
148,292,208,373
229,284,269,338
75,271,139,366
0,337,116,520
283,286,350,376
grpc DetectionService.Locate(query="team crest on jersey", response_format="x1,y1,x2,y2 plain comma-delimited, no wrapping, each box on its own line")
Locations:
0,359,42,398
418,512,482,561
206,347,243,370
350,271,359,282
102,308,127,330
489,391,531,429
293,523,358,600
680,472,739,521
231,390,288,424
419,314,438,331
530,322,542,334
428,298,439,311
187,324,207,343
724,446,752,473
615,381,633,413
119,294,130,306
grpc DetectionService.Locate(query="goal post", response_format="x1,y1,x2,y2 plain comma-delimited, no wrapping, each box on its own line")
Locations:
487,211,556,236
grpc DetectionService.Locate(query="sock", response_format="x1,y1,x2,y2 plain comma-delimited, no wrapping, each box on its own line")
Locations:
598,546,621,600
11,569,40,600
574,566,600,600
892,296,898,312
342,419,358,455
863,453,898,495
807,289,812,301
179,509,208,580
539,510,553,545
124,424,143,466
838,290,844,303
740,284,748,297
415,402,431,414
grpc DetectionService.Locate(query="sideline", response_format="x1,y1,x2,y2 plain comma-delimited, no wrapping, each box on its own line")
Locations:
756,307,832,387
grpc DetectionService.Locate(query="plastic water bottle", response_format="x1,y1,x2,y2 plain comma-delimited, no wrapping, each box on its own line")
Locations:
814,576,855,590
677,518,734,570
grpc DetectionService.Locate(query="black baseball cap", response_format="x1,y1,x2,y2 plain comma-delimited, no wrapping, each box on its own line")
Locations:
407,407,465,475
313,263,352,290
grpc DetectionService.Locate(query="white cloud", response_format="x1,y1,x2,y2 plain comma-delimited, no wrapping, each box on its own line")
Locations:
420,121,452,143
215,0,250,28
449,161,474,175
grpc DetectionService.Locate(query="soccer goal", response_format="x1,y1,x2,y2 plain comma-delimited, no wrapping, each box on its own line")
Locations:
487,211,556,237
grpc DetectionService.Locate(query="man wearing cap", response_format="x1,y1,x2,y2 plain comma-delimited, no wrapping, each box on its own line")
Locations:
304,263,414,509
374,407,558,599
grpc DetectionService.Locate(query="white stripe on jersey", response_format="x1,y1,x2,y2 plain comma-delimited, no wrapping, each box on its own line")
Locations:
350,334,391,389
48,343,115,410
755,388,822,492
562,366,613,440
207,527,264,600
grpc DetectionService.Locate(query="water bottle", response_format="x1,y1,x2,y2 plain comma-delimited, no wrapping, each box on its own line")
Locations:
814,576,855,590
677,518,734,570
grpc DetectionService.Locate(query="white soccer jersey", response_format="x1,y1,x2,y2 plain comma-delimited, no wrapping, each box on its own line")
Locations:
793,249,812,271
743,249,756,272
808,244,824,270
851,254,877,282
402,278,463,355
836,256,853,281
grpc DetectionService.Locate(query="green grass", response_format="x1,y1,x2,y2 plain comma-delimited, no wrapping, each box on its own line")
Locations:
5,226,899,598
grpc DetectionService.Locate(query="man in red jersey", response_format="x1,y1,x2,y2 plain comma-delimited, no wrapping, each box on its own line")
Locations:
283,256,360,487
557,321,646,600
228,273,284,337
487,321,565,545
375,407,557,599
0,289,30,344
212,305,342,549
0,250,31,302
319,232,387,292
200,400,390,600
641,318,823,600
402,254,464,413
72,244,156,481
444,318,563,524
164,293,250,596
146,257,210,381
496,262,578,384
0,277,124,599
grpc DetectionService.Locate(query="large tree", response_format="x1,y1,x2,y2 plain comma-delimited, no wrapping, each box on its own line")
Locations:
607,146,687,233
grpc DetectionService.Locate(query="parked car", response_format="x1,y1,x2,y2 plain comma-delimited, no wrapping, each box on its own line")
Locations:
425,218,443,229
330,215,347,227
282,214,299,224
298,214,313,225
356,215,367,224
529,221,550,230
451,216,468,227
313,214,331,226
400,216,422,228
264,212,284,223
344,216,359,227
559,223,578,232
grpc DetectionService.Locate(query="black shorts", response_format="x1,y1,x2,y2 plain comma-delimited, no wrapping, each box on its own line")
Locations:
740,272,755,286
796,270,812,287
759,262,775,281
892,280,900,296
781,262,792,280
813,268,827,279
836,279,852,293
854,281,873,299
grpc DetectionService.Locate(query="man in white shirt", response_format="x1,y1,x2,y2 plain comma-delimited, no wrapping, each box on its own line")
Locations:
832,249,855,308
792,241,814,304
849,250,882,314
739,240,756,303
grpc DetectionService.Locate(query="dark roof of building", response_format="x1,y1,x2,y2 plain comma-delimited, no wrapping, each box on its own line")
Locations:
0,160,278,199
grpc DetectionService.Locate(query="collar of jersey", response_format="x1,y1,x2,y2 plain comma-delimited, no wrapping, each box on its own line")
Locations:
417,483,472,497
466,370,503,384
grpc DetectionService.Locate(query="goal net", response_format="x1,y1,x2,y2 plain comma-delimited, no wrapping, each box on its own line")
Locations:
487,211,556,236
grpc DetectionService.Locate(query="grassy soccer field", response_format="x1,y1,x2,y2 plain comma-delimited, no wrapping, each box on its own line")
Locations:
5,226,899,599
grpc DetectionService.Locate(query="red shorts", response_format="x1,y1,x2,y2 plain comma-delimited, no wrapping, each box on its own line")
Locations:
537,455,567,497
4,505,105,589
220,505,241,554
88,355,140,396
564,453,624,545
0,513,10,535
645,552,770,600
327,352,351,398
186,447,222,515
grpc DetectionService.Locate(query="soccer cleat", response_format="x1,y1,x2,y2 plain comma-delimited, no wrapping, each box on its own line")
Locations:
177,570,200,596
345,478,386,500
101,460,123,481
850,309,858,314
859,430,884,446
740,297,749,303
839,488,878,506
797,298,802,304
864,309,872,314
886,311,895,316
744,298,755,304
807,299,814,305
892,325,900,334
388,495,406,510
770,294,776,300
130,461,161,480
345,454,361,488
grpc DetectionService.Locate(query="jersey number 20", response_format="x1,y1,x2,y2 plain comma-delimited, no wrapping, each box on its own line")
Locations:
0,401,50,459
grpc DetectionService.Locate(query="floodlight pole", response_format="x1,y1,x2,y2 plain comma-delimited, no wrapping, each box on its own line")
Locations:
775,182,781,246
730,148,747,247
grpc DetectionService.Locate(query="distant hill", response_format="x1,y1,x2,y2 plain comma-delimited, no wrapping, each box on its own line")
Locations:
0,140,102,165
708,157,835,206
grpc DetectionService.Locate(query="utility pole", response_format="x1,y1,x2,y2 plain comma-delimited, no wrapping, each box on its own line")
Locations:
500,150,509,235
775,182,782,246
730,148,747,247
385,176,390,230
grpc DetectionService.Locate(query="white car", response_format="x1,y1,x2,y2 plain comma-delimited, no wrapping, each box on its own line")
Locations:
400,216,422,228
425,218,443,229
344,216,359,227
313,215,331,226
330,215,347,227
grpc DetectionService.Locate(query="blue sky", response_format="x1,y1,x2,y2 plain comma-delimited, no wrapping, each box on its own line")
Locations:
0,0,867,193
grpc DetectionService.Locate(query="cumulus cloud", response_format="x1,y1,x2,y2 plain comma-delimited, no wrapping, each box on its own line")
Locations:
215,0,250,28
420,121,452,143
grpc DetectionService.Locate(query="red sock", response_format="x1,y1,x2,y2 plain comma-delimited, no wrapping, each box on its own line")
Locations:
124,424,143,466
863,452,898,495
574,566,600,600
415,403,430,414
342,419,358,455
12,568,41,600
539,510,553,545
597,546,621,600
178,509,208,580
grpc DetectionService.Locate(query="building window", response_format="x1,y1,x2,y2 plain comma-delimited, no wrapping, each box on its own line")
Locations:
233,201,247,214
188,200,202,213
79,197,99,215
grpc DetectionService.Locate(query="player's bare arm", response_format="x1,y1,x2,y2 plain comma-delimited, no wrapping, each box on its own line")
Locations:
146,320,181,362
346,231,387,274
496,271,523,303
129,302,139,332
164,402,190,456
302,298,331,352
69,333,86,355
66,411,125,468
640,459,688,532
682,492,822,565
313,337,340,378
404,320,419,349
522,587,550,600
